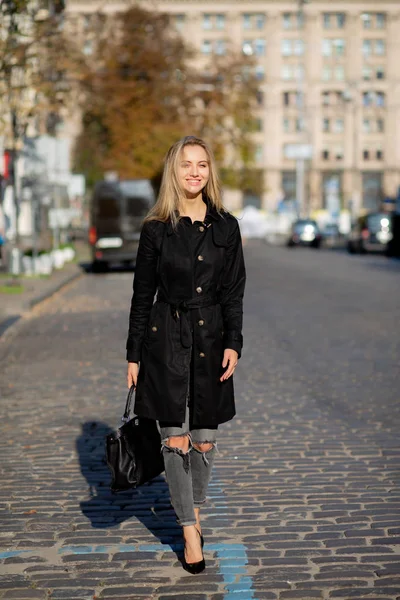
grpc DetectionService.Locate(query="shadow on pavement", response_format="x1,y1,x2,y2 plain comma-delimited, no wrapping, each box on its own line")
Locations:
79,261,135,275
76,421,180,549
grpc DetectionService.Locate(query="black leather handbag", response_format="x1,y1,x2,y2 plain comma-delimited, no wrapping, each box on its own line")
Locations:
106,386,164,492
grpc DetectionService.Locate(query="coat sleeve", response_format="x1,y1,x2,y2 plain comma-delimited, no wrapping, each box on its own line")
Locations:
126,222,159,362
219,218,246,358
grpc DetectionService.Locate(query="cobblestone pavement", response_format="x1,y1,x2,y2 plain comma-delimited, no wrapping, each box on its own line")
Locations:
1,242,400,600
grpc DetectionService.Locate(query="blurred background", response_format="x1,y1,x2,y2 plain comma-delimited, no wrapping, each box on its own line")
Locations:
1,0,400,276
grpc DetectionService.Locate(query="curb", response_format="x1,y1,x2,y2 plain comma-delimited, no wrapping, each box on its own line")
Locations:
28,268,82,310
0,267,83,339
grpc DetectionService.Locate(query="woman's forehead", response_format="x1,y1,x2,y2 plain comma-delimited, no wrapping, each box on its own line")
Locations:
181,145,208,162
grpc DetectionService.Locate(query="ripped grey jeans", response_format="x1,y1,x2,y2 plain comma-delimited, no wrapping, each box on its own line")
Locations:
159,402,217,527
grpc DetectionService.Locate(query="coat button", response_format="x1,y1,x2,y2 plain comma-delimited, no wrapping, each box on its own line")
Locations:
197,255,204,261
199,352,205,358
152,326,157,332
199,226,205,232
196,286,202,294
198,319,204,326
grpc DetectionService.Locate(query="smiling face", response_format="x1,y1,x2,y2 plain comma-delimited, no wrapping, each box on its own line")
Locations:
177,144,210,199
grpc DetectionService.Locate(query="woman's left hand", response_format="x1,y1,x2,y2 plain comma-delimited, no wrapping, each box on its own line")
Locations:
220,349,238,382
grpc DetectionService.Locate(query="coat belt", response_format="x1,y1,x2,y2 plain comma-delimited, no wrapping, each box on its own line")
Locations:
156,292,219,348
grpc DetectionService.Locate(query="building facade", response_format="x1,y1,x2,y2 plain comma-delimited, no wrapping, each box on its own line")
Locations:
66,0,400,215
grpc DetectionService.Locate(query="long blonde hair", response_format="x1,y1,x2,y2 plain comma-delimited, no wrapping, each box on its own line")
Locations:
145,136,223,226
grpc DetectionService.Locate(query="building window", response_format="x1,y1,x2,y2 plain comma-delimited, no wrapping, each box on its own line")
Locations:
376,13,386,29
282,65,292,80
254,39,266,56
216,14,225,30
255,144,263,163
333,38,345,56
363,91,385,107
376,149,383,160
363,118,371,133
296,117,305,132
322,149,330,160
322,91,330,106
283,13,291,29
334,66,345,81
282,39,292,56
201,40,212,55
255,14,266,30
255,65,265,81
283,91,290,106
322,66,331,81
376,66,385,80
333,118,344,133
362,13,372,29
377,118,384,132
362,40,372,57
243,14,251,30
362,13,386,29
376,91,385,107
282,12,303,29
283,117,290,133
323,13,346,29
256,90,264,106
322,39,332,56
215,40,226,55
203,14,212,30
294,39,304,56
335,146,344,160
83,39,93,55
363,149,370,160
323,118,330,132
243,13,265,30
375,40,385,55
362,66,372,81
174,14,185,31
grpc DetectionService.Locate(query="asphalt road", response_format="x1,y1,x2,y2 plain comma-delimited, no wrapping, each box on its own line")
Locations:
0,242,399,600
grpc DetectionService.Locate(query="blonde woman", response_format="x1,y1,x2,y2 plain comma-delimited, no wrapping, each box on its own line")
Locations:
126,136,246,574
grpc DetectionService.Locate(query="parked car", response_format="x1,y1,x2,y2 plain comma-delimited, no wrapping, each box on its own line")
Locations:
89,179,156,271
287,219,322,248
347,212,393,255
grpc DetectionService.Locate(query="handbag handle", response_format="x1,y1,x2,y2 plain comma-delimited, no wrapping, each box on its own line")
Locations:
122,385,136,422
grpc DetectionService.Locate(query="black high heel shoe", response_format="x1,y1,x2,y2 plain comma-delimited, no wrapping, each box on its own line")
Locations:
182,529,205,574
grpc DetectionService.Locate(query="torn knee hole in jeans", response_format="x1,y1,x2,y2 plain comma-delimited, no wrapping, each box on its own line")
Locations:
192,441,217,466
161,433,192,473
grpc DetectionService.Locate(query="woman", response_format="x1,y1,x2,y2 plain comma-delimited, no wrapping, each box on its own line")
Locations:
126,136,246,574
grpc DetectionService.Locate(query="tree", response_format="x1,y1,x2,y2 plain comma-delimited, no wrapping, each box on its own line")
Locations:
0,0,80,264
74,6,261,193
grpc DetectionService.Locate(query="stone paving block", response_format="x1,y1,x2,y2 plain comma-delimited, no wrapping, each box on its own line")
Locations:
1,591,48,599
1,244,400,600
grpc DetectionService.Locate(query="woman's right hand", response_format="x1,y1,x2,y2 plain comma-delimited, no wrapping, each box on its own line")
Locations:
127,362,139,389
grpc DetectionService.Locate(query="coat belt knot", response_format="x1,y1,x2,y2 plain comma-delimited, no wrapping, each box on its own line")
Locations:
156,292,219,349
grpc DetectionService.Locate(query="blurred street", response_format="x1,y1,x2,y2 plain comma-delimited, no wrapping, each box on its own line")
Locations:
0,242,400,600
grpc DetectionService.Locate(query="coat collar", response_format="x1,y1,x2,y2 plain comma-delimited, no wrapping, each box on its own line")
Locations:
166,195,221,236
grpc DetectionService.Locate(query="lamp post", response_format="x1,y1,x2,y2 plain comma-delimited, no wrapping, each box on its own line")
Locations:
296,0,309,218
343,85,359,224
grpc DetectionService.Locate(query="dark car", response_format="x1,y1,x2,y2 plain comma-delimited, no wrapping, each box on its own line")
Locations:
347,212,393,254
287,219,322,248
89,179,155,271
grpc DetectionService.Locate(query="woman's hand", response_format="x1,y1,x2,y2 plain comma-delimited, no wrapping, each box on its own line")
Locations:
220,349,238,382
127,362,139,389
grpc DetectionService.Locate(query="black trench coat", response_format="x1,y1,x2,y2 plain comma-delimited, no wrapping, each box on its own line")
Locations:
126,202,246,428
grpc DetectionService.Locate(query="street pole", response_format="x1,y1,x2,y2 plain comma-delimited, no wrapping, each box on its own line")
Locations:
296,0,307,218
